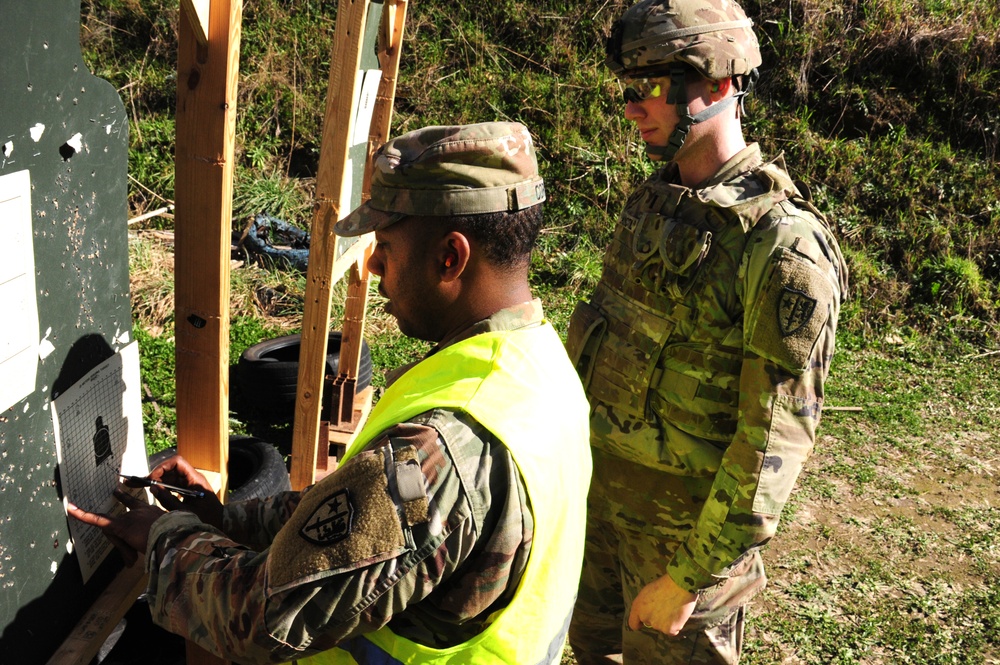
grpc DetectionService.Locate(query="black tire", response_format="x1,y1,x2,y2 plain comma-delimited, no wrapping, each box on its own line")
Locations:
235,330,372,420
147,436,290,502
226,435,291,501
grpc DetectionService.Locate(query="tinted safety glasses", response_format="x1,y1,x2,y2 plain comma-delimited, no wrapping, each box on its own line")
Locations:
621,76,669,104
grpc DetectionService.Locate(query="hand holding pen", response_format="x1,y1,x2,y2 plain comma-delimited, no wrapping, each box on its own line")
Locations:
121,474,206,498
136,453,225,531
68,454,224,565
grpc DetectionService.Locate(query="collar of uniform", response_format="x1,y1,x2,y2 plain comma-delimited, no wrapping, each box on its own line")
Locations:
384,299,545,388
433,298,544,353
655,143,764,191
703,143,764,188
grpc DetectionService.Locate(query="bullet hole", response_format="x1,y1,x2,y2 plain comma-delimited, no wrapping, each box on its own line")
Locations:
59,133,82,161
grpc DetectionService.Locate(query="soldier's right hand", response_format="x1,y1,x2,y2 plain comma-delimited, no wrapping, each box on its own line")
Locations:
146,454,225,531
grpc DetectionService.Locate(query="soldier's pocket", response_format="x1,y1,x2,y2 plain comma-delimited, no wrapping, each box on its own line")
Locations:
565,300,607,389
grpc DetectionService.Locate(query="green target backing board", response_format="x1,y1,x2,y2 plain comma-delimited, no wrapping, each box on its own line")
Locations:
0,0,135,661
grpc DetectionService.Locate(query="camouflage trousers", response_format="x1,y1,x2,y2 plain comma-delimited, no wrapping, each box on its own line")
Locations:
569,512,765,665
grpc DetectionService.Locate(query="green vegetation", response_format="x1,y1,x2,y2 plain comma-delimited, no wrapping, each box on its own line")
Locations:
744,342,1000,664
83,0,999,661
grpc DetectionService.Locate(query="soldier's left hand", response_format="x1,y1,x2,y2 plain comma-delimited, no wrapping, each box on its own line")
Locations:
628,572,698,636
68,489,166,566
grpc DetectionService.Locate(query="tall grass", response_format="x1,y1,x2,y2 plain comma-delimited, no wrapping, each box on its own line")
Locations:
82,0,1000,344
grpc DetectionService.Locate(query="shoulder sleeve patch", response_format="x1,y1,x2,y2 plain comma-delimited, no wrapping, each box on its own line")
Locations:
266,449,407,592
746,247,834,372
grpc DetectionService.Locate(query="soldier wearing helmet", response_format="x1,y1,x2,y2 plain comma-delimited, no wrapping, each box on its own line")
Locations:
566,1,849,663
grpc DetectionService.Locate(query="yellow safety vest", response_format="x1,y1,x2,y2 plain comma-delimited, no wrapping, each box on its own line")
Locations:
292,323,591,665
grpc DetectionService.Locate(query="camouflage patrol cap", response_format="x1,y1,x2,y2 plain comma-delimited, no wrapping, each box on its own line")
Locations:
335,122,546,237
606,0,762,80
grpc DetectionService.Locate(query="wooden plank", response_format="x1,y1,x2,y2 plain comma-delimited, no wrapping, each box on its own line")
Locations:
369,0,407,160
289,0,408,490
289,0,374,491
180,0,211,47
173,3,242,662
327,230,371,286
336,0,407,388
334,259,372,414
173,0,241,497
322,0,408,453
45,566,148,665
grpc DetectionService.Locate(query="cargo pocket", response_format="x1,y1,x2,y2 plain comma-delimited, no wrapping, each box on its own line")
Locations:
565,300,607,389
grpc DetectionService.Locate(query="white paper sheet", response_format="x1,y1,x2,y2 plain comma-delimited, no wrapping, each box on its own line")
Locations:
0,169,39,412
352,69,383,147
53,341,149,582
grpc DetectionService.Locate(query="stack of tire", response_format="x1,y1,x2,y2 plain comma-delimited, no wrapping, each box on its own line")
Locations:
233,331,372,422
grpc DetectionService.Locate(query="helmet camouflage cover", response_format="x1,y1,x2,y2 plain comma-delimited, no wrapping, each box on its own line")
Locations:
606,0,763,80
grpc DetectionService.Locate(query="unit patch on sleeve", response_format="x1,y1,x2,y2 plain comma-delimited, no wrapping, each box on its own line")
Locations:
300,489,355,545
747,246,834,372
777,287,817,337
266,448,408,592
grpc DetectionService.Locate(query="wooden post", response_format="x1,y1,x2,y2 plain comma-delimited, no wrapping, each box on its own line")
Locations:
289,0,378,491
173,0,241,663
289,0,407,490
323,0,408,454
341,0,409,400
173,0,240,494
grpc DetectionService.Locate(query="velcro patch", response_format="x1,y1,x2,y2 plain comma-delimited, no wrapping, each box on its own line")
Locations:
266,449,407,592
747,248,833,372
393,446,430,527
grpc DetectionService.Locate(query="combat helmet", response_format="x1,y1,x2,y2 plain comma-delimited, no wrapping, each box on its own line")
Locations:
606,0,762,161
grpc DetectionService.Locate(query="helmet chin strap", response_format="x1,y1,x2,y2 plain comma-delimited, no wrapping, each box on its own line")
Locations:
644,66,746,162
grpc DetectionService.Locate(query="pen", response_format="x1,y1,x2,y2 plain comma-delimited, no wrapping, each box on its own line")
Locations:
121,475,206,498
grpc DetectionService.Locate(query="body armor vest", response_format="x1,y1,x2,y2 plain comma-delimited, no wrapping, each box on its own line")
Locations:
567,156,812,442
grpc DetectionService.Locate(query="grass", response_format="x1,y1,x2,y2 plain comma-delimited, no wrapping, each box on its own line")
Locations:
739,343,1000,664
86,0,1000,660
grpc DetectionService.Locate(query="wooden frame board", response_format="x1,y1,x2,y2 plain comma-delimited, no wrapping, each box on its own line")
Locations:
290,0,407,490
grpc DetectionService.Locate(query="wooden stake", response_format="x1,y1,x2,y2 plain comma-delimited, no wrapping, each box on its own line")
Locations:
289,0,376,491
173,2,241,661
173,0,241,497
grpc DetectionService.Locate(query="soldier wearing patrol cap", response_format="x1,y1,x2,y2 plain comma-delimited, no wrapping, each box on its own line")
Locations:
565,1,848,663
70,122,592,665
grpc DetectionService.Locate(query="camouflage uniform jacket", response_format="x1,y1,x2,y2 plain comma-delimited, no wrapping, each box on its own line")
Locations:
567,144,847,592
142,301,545,664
